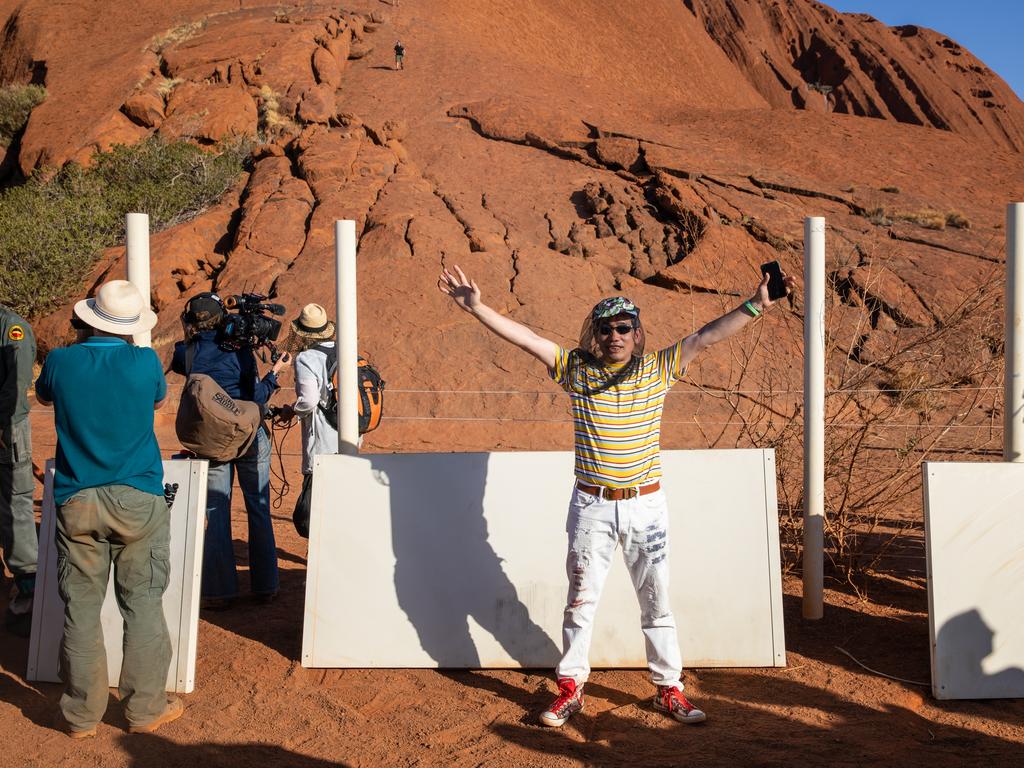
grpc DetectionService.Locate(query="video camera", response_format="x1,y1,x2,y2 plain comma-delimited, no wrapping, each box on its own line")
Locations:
219,292,286,357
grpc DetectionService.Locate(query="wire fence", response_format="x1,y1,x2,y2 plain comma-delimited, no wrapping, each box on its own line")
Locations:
26,380,1004,569
34,384,1000,397
24,383,1005,431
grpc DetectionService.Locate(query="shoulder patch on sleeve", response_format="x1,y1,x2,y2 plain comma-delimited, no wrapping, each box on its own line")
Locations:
8,325,24,341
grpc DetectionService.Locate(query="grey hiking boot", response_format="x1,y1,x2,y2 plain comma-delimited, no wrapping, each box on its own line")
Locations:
128,697,184,734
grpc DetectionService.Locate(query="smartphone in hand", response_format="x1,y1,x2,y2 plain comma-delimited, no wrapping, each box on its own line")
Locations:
760,260,788,301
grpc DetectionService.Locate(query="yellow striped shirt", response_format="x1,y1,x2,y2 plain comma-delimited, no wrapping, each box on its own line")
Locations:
551,343,687,488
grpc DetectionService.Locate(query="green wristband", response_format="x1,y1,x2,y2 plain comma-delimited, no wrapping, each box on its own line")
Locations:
743,300,762,318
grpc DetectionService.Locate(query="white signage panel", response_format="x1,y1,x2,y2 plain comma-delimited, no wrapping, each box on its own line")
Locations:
923,462,1024,700
302,450,785,669
27,460,208,693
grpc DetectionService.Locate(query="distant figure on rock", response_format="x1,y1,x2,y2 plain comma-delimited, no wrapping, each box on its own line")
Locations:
394,40,405,70
438,263,795,729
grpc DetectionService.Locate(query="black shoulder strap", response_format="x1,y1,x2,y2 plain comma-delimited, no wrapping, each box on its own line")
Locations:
323,345,337,373
185,340,196,376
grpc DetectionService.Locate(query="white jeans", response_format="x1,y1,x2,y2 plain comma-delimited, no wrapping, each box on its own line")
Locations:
556,486,683,690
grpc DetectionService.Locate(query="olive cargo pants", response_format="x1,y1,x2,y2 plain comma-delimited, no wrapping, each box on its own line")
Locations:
0,417,37,581
55,485,172,730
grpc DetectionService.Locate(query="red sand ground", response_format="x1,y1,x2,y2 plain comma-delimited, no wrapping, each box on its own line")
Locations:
3,414,1023,767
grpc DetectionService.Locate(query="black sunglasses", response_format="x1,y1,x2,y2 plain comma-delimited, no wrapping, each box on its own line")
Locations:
597,323,634,337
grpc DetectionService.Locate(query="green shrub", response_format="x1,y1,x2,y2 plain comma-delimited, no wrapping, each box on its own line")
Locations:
150,20,206,55
894,208,947,230
946,211,971,229
864,205,969,231
257,85,298,138
865,206,892,226
0,137,249,318
0,84,46,147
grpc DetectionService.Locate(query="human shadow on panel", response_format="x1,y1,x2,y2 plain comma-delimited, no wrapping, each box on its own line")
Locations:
376,452,560,668
935,608,1024,701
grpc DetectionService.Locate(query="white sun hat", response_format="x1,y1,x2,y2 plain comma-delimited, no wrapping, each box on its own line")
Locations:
73,280,158,336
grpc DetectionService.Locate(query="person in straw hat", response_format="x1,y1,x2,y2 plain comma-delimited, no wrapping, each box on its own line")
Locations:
35,280,184,737
278,304,338,537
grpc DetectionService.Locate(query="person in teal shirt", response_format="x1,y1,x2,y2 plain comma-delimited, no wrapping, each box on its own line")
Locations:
35,280,183,738
36,334,165,504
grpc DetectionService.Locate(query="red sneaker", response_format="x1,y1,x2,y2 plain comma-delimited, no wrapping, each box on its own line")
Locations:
653,686,706,723
539,678,584,727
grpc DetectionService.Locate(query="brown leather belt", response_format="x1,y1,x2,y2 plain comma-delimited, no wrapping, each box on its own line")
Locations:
576,480,661,501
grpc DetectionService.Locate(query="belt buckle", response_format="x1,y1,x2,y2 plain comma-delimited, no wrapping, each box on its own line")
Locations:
618,486,638,500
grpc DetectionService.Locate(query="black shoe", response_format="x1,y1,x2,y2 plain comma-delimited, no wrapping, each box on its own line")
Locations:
254,590,279,605
201,596,235,611
5,591,33,637
4,609,32,637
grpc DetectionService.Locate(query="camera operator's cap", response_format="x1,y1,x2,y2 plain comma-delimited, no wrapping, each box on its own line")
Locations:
183,292,225,324
591,296,639,323
290,303,336,341
74,280,157,335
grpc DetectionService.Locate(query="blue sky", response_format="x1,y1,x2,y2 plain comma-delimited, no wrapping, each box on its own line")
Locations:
831,2,1023,98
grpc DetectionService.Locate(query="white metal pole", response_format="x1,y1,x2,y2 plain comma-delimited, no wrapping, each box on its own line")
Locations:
803,217,826,620
1006,203,1024,462
336,220,359,456
125,212,152,347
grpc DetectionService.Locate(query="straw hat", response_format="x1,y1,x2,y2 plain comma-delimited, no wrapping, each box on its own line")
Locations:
74,280,157,336
290,303,336,342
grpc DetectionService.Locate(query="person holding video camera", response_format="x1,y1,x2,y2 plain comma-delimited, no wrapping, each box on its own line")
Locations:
171,292,289,609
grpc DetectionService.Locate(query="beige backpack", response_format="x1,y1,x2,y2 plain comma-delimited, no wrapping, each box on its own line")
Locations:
175,345,261,462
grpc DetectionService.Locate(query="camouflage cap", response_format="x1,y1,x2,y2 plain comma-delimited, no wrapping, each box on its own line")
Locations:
591,296,639,322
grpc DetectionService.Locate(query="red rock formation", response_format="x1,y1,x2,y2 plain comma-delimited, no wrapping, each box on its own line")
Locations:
161,82,258,142
1,0,1022,454
684,0,1024,151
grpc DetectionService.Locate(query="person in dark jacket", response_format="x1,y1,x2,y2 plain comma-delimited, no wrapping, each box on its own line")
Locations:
1,304,37,636
171,293,288,609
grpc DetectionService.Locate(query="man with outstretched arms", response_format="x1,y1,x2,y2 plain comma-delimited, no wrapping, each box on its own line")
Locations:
438,264,794,727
